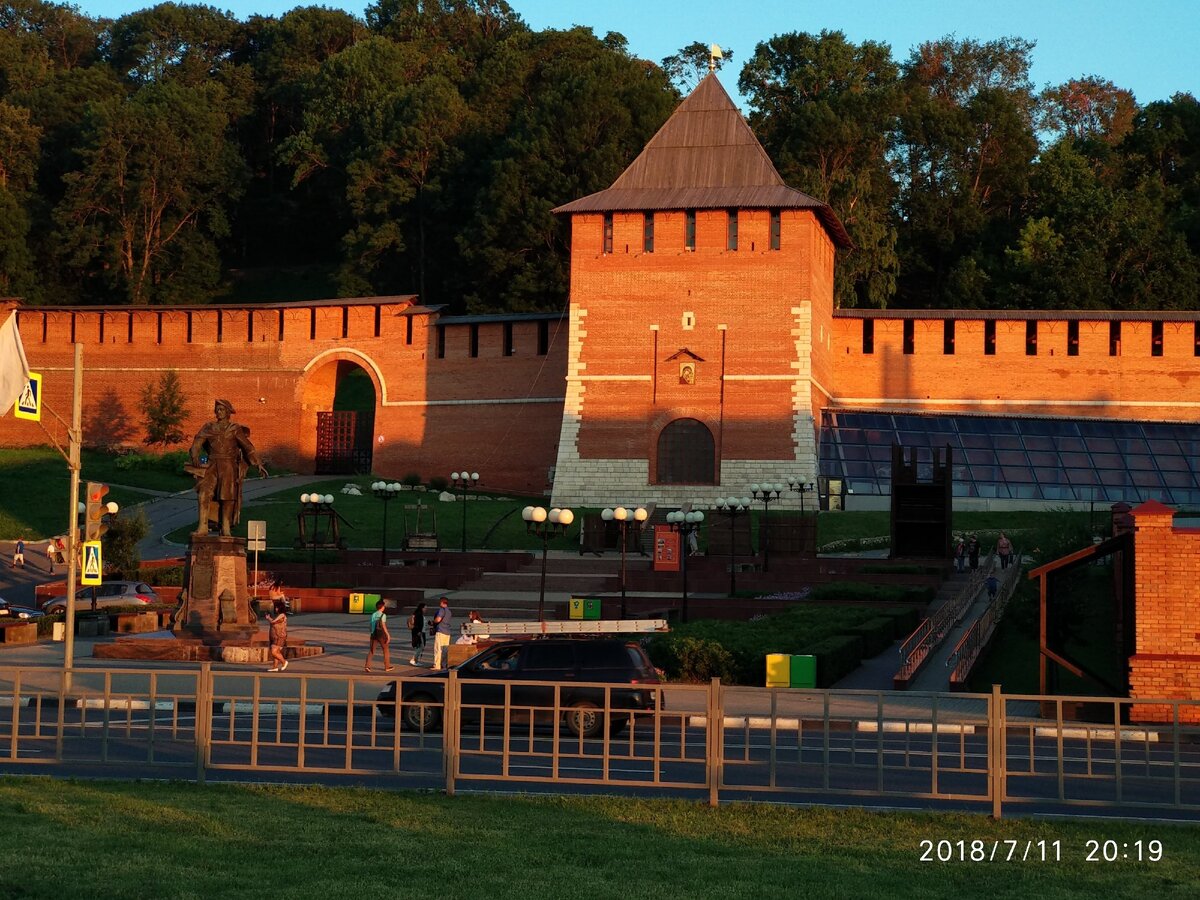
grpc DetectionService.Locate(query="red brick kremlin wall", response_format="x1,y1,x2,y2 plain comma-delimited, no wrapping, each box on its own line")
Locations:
0,299,567,495
1128,500,1200,723
832,312,1200,423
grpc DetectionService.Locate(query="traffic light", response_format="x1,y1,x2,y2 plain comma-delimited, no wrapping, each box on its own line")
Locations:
84,482,111,541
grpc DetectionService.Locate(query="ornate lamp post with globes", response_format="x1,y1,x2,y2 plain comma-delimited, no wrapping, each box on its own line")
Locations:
450,470,480,552
713,496,750,597
665,509,703,623
749,482,783,572
601,505,648,619
299,492,334,587
522,505,574,622
371,481,400,566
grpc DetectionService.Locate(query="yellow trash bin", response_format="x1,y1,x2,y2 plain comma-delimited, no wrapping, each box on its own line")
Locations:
766,653,790,688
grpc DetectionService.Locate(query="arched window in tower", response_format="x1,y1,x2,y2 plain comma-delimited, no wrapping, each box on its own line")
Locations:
656,418,716,484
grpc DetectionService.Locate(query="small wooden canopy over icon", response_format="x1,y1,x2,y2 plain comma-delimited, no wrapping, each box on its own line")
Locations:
665,348,704,385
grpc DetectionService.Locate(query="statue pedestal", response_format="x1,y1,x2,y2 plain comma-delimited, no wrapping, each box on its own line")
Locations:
175,535,258,641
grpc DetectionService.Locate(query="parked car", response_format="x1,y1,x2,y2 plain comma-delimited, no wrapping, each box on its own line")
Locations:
0,597,44,620
42,581,160,615
377,638,661,738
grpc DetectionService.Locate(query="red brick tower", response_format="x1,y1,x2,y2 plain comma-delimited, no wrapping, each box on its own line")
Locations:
549,75,851,508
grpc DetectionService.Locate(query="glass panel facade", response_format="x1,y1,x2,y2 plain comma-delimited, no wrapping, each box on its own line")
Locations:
819,411,1200,505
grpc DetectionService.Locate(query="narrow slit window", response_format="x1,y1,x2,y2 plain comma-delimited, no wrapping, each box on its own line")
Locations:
984,320,996,355
537,320,549,356
1151,321,1163,356
247,312,254,343
1110,321,1121,356
374,305,381,338
903,320,914,355
309,308,316,340
862,320,874,354
436,325,445,359
1067,320,1079,356
685,210,696,250
726,209,738,251
1025,320,1037,356
602,213,613,254
643,212,654,253
469,323,479,358
341,306,349,338
277,309,284,341
156,312,163,344
503,322,514,357
769,210,781,250
1195,322,1200,357
186,311,193,344
943,320,955,355
215,310,222,343
405,315,413,345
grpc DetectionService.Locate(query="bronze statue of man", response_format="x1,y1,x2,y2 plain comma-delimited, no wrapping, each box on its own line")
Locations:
188,399,268,536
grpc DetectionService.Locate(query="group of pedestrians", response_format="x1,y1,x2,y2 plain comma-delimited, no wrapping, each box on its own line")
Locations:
8,537,66,573
953,531,1014,574
361,596,483,673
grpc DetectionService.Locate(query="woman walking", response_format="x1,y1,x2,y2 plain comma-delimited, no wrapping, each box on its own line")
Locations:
409,601,426,666
365,599,394,672
265,598,288,672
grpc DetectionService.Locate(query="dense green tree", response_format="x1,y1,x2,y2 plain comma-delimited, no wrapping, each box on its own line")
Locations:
0,99,41,297
0,1,99,95
282,36,469,297
741,30,901,308
53,81,245,304
454,27,676,312
140,369,189,446
1040,76,1136,146
894,36,1039,307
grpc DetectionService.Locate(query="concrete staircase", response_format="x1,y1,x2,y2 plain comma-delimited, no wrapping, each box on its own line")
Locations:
445,553,622,620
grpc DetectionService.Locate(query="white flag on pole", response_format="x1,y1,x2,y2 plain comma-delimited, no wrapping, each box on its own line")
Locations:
0,311,31,415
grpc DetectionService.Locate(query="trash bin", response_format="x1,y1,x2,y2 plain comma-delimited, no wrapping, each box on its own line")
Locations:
52,621,66,642
789,654,816,689
583,599,601,620
766,653,790,688
568,599,585,620
348,592,379,614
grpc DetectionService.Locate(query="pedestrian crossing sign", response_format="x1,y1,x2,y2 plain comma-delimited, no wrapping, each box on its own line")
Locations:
81,540,102,585
13,372,41,421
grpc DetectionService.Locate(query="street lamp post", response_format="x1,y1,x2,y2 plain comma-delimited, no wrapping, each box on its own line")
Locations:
787,476,817,514
602,506,648,619
522,505,574,622
450,471,480,552
665,510,704,623
714,496,750,597
300,493,333,587
371,481,400,566
749,482,782,572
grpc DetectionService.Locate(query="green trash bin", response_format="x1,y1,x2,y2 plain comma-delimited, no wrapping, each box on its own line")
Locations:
790,654,817,689
583,599,602,620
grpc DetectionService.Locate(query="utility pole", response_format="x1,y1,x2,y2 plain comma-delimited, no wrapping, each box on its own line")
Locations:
62,344,82,686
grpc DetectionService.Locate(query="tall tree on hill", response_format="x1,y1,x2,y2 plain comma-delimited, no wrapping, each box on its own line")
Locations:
281,36,469,298
1039,76,1136,147
453,27,676,312
53,81,246,304
0,99,41,297
894,35,1039,308
741,30,901,308
235,6,366,270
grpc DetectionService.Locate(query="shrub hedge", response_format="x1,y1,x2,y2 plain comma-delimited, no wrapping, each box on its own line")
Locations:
646,604,916,686
808,583,935,605
847,616,896,657
807,635,865,687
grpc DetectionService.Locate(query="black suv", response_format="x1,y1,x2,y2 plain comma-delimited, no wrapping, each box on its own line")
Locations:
377,638,660,738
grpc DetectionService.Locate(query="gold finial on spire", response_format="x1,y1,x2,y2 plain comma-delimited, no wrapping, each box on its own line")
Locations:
709,44,723,73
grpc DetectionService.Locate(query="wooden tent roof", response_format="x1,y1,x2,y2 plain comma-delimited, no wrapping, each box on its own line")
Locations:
553,74,851,248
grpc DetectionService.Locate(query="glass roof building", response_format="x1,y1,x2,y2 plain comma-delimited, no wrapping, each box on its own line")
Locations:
820,411,1200,507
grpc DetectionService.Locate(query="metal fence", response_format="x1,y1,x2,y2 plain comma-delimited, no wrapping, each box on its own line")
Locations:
3,665,1198,818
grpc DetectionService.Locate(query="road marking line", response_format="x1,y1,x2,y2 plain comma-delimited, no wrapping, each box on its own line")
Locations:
0,697,32,707
1034,727,1159,742
856,721,977,735
220,701,325,716
76,699,176,711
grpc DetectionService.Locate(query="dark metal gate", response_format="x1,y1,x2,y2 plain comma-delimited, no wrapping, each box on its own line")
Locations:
315,411,373,474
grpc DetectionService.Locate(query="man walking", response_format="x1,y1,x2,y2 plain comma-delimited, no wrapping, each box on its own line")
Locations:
12,537,24,568
432,597,453,669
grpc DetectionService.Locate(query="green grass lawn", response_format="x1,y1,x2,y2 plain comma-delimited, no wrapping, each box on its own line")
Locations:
0,779,1195,899
0,447,193,539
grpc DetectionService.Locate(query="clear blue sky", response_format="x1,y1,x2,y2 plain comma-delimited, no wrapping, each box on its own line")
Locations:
79,0,1198,107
